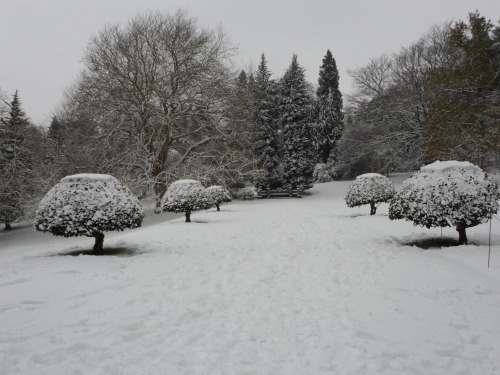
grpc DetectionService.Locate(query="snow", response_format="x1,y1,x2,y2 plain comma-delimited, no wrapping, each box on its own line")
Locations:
60,173,118,183
171,179,201,186
356,172,385,179
421,160,478,172
1,177,500,374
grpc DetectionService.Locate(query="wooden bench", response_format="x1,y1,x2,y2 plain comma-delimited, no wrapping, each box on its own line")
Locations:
257,189,303,199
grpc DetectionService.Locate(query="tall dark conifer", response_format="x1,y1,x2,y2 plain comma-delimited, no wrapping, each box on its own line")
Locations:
316,50,344,163
254,54,282,189
0,91,33,229
280,55,315,190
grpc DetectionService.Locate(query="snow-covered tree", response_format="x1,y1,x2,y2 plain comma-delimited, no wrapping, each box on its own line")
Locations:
0,91,34,229
62,10,236,209
34,174,144,255
389,161,500,245
280,54,316,190
162,180,213,222
235,187,258,200
316,49,343,164
205,185,231,211
253,54,282,189
345,173,396,215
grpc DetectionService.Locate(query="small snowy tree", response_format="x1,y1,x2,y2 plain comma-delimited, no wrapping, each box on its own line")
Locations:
34,174,144,255
205,186,231,211
235,187,258,200
162,180,213,222
345,173,396,215
389,161,500,245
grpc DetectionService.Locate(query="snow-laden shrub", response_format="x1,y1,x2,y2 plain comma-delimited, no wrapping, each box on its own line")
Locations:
235,187,257,200
389,161,500,245
35,174,144,255
345,173,396,215
313,163,337,183
205,186,231,211
162,179,213,222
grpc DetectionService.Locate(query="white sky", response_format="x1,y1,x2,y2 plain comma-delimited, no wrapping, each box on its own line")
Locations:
1,0,499,126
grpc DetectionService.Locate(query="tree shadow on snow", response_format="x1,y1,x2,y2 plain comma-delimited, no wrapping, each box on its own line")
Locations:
55,246,142,257
402,236,481,250
335,213,373,218
167,220,209,224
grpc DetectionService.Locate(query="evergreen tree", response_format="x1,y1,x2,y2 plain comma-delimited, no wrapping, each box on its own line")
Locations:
237,70,248,88
280,55,315,190
423,12,500,167
316,50,344,163
0,91,33,229
253,54,282,189
493,20,500,41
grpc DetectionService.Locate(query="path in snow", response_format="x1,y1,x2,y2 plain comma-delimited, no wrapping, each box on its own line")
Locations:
0,179,499,374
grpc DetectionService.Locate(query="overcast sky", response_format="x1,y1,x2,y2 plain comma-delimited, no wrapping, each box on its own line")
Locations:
1,0,499,126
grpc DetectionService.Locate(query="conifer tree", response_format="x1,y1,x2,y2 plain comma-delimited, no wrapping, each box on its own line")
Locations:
237,70,248,87
316,50,344,163
253,54,282,189
423,12,500,167
0,91,33,229
280,55,315,190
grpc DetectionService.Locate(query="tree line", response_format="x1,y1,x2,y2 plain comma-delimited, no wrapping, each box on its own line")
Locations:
1,10,498,229
339,11,499,178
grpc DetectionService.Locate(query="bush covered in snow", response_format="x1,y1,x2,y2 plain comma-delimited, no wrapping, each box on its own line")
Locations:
235,187,258,200
34,174,144,255
162,180,213,222
345,173,396,215
205,186,231,211
389,161,500,245
313,163,337,183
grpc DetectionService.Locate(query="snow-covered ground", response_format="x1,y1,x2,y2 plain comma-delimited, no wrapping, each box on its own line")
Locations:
1,177,499,375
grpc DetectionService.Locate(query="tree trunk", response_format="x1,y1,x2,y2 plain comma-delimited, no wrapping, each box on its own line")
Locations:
153,179,167,214
4,222,12,230
370,202,377,215
185,211,191,223
93,232,105,255
216,204,220,211
154,199,162,214
456,225,468,245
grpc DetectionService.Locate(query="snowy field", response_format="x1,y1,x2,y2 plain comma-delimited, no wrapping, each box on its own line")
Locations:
1,177,500,375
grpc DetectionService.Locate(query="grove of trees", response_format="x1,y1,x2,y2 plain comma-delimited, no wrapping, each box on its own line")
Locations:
338,12,499,178
1,10,499,229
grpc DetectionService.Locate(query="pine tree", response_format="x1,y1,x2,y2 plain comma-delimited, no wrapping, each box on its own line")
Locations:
493,20,500,41
280,55,315,190
0,91,33,229
423,12,500,167
253,54,282,189
316,50,344,163
237,70,248,88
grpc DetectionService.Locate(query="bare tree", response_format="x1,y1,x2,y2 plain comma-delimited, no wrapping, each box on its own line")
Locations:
339,24,451,178
62,10,240,209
